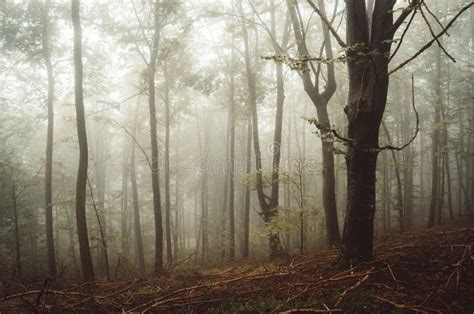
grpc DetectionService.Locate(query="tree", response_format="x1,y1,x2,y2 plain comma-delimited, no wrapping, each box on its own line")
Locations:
164,63,173,266
228,43,236,261
40,0,57,277
72,0,94,281
287,0,341,246
238,1,284,258
428,45,442,227
336,0,419,264
242,115,252,259
148,0,164,273
130,125,146,272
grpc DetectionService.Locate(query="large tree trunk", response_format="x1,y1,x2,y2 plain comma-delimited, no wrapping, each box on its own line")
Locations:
148,0,163,273
338,0,401,264
41,0,57,277
72,0,94,282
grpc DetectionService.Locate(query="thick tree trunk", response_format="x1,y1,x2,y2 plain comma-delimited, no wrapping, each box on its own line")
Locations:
41,0,57,277
72,0,94,282
339,0,399,264
342,142,378,261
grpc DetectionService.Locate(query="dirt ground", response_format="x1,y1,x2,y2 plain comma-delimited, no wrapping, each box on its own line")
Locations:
1,225,473,313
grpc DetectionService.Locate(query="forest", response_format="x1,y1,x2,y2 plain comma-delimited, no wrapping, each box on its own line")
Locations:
0,0,473,312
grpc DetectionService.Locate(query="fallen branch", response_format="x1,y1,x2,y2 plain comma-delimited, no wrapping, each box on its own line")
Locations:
371,295,442,313
334,272,371,307
283,308,342,313
129,272,290,312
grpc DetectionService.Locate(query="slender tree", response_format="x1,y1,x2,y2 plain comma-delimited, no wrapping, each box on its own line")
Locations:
41,0,56,277
228,44,236,261
242,116,252,259
120,137,129,259
72,0,94,281
287,0,341,246
238,1,285,258
428,45,442,227
164,63,173,266
130,132,146,272
148,0,164,272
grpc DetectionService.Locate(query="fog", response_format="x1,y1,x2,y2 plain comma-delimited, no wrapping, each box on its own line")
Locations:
0,0,472,292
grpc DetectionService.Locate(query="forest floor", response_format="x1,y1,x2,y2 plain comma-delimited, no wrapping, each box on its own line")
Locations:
1,224,473,313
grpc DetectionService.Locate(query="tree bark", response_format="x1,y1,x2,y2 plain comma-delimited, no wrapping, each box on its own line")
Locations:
338,0,402,264
72,0,94,282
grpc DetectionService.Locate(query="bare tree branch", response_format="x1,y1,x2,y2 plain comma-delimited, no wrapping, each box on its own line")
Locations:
388,2,472,76
112,120,152,170
378,74,419,151
305,0,347,48
419,6,456,62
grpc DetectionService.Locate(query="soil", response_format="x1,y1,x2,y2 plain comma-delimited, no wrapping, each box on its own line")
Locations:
1,224,473,313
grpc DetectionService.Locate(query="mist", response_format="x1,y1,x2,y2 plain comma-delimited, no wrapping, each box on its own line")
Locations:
1,0,473,312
